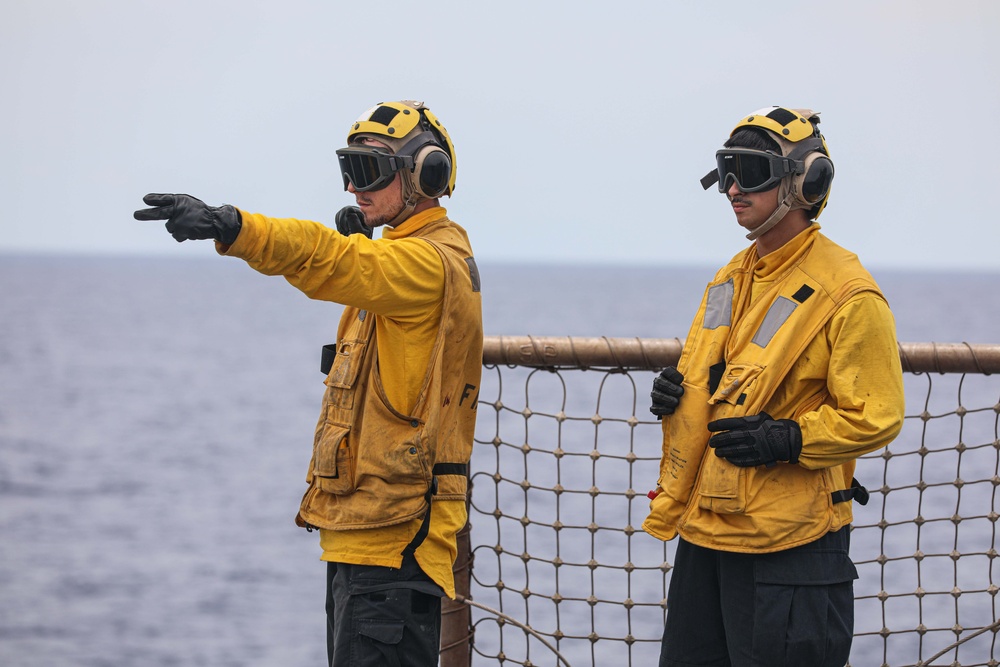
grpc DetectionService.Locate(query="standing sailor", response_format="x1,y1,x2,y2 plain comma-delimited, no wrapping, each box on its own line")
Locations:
645,106,905,666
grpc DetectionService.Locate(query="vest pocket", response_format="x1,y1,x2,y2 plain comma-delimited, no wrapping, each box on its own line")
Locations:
696,454,748,514
708,362,764,407
327,338,368,388
313,421,356,495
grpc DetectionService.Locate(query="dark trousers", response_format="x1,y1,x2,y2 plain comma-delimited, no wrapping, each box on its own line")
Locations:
326,554,444,667
660,527,857,667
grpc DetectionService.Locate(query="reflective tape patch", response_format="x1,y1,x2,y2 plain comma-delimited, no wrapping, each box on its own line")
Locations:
752,296,798,347
465,257,481,293
704,279,734,330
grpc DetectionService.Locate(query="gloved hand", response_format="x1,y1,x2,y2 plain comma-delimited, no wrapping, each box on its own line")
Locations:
707,412,802,468
650,367,684,417
134,193,242,244
335,205,373,239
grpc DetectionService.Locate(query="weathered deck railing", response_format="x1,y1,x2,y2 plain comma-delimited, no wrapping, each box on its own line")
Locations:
439,338,1000,667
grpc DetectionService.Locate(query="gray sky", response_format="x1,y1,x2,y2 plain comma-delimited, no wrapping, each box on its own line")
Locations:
2,0,997,270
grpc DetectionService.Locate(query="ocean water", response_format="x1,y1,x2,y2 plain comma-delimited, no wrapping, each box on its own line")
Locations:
1,253,998,667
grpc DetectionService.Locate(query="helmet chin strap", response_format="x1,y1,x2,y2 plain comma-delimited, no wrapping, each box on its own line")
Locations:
745,196,792,241
385,199,416,228
383,176,422,228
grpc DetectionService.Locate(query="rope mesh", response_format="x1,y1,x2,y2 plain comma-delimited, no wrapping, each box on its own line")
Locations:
462,338,1000,667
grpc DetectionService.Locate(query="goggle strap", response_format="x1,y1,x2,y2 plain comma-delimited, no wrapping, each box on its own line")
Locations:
701,170,720,191
395,131,440,161
776,156,803,177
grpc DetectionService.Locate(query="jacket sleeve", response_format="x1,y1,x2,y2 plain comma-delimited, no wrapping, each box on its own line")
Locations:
218,211,444,321
796,293,906,468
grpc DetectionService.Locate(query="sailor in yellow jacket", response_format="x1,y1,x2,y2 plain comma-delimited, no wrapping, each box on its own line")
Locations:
644,107,904,667
134,100,483,667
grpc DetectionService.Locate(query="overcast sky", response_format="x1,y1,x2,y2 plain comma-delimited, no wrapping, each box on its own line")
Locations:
1,0,997,271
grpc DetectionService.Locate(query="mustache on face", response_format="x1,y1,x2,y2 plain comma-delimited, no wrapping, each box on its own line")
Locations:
728,195,751,206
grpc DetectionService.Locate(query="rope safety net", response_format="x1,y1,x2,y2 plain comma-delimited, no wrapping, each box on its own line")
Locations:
450,337,1000,667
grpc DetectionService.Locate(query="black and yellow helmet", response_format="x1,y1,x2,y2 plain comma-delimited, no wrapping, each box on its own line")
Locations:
729,106,834,220
338,100,457,200
733,106,818,143
703,106,834,223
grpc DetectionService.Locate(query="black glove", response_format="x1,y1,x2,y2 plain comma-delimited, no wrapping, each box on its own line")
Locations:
650,367,684,417
335,205,373,239
134,193,242,244
708,412,802,468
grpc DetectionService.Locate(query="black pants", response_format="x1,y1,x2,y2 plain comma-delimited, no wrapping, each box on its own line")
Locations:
326,554,444,667
660,527,857,667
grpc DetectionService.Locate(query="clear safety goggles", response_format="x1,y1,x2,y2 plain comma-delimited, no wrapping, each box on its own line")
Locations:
336,146,414,192
702,149,802,193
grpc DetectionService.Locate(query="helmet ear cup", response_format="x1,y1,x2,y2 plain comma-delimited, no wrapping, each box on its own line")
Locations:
792,152,834,206
411,145,452,199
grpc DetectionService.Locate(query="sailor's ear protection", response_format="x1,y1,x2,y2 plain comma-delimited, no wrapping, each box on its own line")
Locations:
411,143,452,199
792,151,834,206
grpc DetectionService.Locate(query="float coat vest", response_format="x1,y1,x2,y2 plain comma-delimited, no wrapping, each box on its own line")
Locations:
296,217,483,531
643,230,886,552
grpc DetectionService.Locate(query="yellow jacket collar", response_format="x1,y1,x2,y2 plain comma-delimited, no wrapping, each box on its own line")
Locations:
383,206,448,240
753,223,821,281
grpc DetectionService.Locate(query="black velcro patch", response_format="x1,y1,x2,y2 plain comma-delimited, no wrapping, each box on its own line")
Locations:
369,105,400,126
792,285,815,303
766,107,798,127
708,361,726,394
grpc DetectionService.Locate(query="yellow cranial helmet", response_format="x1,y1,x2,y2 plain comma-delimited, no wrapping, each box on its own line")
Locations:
338,100,457,199
730,106,834,220
732,106,818,143
700,106,835,241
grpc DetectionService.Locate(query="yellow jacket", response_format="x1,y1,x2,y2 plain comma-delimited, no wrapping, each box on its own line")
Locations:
643,225,904,552
221,207,483,596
